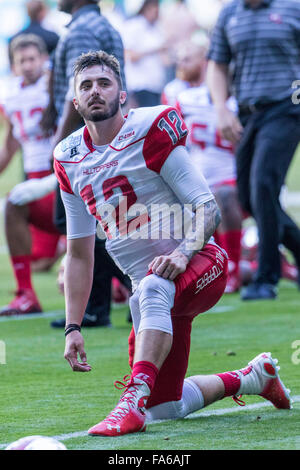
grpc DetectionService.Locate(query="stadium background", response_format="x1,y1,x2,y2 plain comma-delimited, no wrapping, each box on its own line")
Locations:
0,0,299,451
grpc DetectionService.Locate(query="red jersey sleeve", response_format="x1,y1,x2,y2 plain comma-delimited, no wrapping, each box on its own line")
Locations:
142,107,188,174
53,158,74,194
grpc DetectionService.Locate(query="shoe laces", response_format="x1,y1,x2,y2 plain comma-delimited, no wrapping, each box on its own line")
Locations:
232,395,246,407
115,374,145,407
102,375,145,427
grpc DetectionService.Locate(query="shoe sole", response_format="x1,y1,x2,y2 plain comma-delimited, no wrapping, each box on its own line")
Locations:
0,308,42,317
251,352,292,409
88,423,146,437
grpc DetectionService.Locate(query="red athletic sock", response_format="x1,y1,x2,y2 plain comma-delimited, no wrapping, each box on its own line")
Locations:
11,255,33,291
216,371,241,397
128,327,135,370
218,230,242,276
131,361,159,392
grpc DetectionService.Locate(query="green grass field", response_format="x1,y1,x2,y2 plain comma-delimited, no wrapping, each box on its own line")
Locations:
0,128,299,451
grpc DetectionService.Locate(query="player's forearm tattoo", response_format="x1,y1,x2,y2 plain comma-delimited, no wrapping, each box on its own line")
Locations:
177,199,221,260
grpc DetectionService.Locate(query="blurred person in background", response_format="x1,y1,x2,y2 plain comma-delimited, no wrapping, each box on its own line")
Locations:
159,0,199,81
0,34,62,316
121,0,168,108
163,36,243,293
7,2,61,274
9,0,59,65
207,0,300,300
161,32,208,106
40,0,131,328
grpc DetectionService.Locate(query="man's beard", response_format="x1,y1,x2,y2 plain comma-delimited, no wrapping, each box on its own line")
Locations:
77,95,120,122
178,69,201,83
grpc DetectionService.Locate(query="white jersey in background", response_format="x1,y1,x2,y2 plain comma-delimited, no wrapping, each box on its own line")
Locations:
54,105,214,290
176,84,237,188
161,78,190,107
1,75,53,174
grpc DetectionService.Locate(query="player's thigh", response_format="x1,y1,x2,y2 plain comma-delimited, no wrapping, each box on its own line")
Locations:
172,244,228,319
28,191,59,234
30,226,60,260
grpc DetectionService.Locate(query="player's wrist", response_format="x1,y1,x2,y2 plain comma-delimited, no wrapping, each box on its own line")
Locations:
172,248,190,264
65,323,81,337
215,102,228,112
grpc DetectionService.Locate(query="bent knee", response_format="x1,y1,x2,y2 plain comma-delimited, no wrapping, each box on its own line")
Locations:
137,274,175,334
139,274,174,299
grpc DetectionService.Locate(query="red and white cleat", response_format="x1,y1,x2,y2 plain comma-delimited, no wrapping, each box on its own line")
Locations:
233,352,292,409
88,375,150,437
0,289,42,316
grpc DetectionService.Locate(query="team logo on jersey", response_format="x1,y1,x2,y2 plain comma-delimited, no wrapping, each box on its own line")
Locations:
117,130,135,142
70,146,79,158
61,135,82,152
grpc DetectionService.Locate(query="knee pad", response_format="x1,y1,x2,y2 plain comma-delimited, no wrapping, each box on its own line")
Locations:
138,274,175,335
129,290,141,334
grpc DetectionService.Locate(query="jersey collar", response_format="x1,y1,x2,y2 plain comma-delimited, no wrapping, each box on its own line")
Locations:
83,126,96,153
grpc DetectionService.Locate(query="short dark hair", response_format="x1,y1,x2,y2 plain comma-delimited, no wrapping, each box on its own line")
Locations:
26,0,47,22
10,33,47,58
74,50,123,89
139,0,159,14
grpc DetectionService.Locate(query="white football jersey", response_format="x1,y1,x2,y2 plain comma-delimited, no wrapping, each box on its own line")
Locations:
177,84,237,188
1,75,53,174
161,78,190,107
54,105,214,289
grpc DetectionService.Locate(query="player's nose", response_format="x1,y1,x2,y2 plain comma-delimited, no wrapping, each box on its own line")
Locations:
91,82,102,95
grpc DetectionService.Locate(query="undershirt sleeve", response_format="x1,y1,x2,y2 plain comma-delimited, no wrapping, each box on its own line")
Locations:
61,189,97,240
160,145,214,208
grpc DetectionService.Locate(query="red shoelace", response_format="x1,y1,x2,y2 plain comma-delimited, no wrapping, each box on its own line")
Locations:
232,395,246,406
115,375,144,406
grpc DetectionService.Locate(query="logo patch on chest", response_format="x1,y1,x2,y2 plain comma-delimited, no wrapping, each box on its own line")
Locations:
117,130,135,142
60,135,82,152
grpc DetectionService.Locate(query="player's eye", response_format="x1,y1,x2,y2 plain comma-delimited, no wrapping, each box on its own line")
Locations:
81,82,92,90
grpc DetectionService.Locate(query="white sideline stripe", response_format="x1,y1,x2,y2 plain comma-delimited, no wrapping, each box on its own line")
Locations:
0,304,128,323
0,311,64,322
0,396,299,449
0,305,235,324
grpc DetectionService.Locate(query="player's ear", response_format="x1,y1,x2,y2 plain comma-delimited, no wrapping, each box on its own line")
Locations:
73,97,78,110
120,91,127,106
